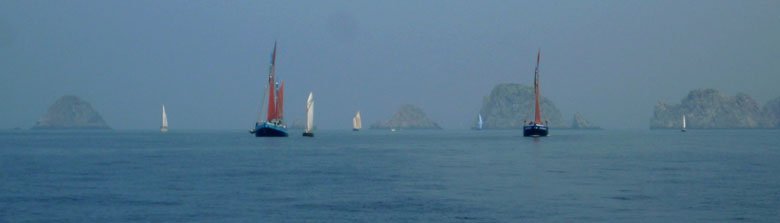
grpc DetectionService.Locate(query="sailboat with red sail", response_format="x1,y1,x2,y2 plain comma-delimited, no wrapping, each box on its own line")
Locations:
523,49,549,137
251,42,289,137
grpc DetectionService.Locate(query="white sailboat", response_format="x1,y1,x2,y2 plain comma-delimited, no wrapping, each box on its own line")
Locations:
352,111,362,131
681,114,687,132
160,105,168,133
475,113,484,130
303,92,314,137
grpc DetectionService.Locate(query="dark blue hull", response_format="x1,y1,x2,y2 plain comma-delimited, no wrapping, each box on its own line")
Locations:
523,125,549,137
253,122,288,137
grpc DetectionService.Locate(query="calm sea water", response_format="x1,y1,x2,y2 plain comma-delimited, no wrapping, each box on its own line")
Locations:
1,129,779,222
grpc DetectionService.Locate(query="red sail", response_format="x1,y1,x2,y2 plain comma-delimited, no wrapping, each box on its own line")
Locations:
276,80,285,121
266,78,276,121
534,49,542,124
266,43,277,122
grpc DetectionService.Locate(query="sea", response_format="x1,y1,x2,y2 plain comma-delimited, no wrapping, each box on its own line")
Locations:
1,129,779,222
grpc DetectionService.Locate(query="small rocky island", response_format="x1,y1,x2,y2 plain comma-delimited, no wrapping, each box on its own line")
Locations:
571,112,600,129
765,97,780,128
371,104,441,130
478,83,567,128
651,89,779,129
32,95,111,130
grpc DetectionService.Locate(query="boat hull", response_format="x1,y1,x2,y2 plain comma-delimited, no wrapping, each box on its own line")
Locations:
160,127,168,133
254,122,288,137
302,132,314,137
523,125,549,137
352,128,360,131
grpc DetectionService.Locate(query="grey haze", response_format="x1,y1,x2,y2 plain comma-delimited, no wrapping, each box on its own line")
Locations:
1,0,779,130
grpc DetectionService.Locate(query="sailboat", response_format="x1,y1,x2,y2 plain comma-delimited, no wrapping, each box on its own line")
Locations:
251,42,288,137
303,92,314,137
160,104,168,133
472,113,484,130
523,49,549,137
352,111,362,131
681,114,687,132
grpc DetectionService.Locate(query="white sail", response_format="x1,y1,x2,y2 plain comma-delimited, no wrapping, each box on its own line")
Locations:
161,104,168,132
682,114,686,129
353,111,362,130
305,92,314,133
478,114,483,129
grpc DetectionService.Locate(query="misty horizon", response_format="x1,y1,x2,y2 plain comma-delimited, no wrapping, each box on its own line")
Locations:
2,1,779,130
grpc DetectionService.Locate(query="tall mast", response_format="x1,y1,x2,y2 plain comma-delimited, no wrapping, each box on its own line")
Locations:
534,49,542,124
266,42,277,122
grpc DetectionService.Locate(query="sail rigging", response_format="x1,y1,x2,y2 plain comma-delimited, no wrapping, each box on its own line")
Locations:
523,49,549,137
263,42,285,124
533,49,542,125
252,42,289,137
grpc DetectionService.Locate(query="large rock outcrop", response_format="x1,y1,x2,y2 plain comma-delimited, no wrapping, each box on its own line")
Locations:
371,104,441,130
32,95,111,130
479,83,565,129
651,89,770,129
571,112,600,129
764,97,780,128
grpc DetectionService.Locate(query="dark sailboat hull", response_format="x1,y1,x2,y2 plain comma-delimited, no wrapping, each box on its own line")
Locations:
253,122,288,137
302,132,314,137
523,125,549,137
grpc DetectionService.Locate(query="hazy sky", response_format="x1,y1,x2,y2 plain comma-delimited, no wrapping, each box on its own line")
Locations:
2,0,779,130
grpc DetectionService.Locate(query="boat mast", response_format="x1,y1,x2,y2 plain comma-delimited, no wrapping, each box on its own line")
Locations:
534,49,542,125
266,42,278,122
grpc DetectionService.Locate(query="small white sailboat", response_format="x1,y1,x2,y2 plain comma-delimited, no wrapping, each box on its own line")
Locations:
681,114,687,132
303,92,314,137
160,105,168,133
473,113,484,130
352,111,362,131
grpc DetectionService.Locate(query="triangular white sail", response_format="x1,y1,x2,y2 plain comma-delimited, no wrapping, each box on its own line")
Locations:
478,114,483,129
682,114,686,129
161,104,168,132
353,111,362,130
305,92,314,133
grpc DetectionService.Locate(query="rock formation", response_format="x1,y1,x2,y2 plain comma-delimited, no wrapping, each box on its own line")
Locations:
478,83,565,129
32,95,111,130
371,104,441,129
764,97,780,128
571,112,600,129
651,89,770,129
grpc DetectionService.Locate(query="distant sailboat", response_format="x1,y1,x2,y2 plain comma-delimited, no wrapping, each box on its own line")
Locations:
352,111,362,131
160,104,168,133
523,49,549,137
681,114,687,132
251,42,288,137
476,114,484,130
303,92,314,137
